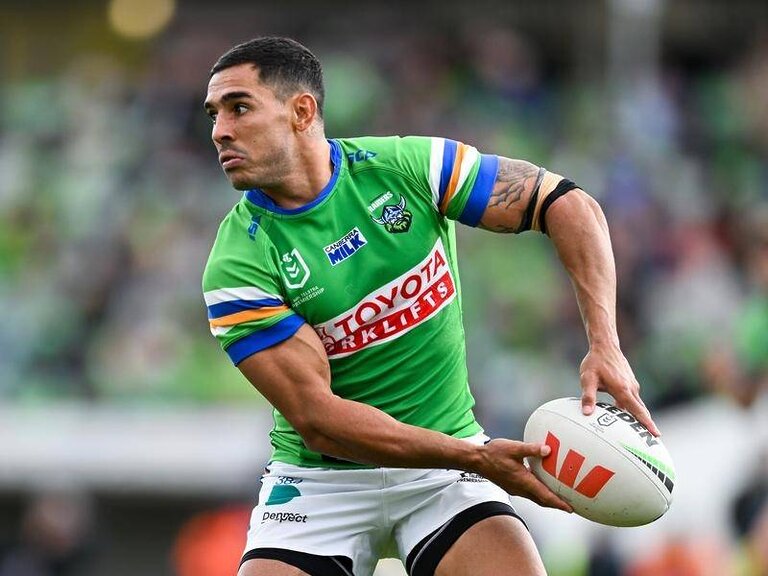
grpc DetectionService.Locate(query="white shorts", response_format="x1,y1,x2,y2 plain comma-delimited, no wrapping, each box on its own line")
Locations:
242,434,525,576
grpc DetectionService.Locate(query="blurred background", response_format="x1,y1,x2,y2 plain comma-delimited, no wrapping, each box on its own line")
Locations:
1,0,767,574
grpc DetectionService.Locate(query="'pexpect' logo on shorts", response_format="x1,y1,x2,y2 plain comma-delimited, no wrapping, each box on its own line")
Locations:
261,512,308,524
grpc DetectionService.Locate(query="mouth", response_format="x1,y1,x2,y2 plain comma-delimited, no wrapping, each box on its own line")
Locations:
219,152,246,170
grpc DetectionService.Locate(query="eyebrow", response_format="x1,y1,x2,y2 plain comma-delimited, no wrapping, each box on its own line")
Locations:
203,90,254,112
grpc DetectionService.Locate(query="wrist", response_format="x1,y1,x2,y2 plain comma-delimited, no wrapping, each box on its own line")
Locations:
588,336,620,350
583,308,619,349
587,325,620,349
458,442,492,476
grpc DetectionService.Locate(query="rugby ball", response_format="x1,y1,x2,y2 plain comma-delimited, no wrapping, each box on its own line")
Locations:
523,397,674,527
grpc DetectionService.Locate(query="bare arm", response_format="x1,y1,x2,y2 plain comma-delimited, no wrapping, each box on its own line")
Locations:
238,324,571,511
479,157,660,435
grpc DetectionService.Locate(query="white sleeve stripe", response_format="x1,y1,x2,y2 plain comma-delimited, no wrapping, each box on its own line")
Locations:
455,146,480,196
428,137,445,208
203,286,282,306
210,325,233,337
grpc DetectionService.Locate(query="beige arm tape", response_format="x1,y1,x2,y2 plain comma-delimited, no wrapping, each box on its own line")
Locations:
531,171,565,232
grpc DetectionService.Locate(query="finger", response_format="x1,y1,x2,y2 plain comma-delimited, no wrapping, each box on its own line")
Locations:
581,371,599,415
630,393,661,437
508,441,552,459
521,473,573,513
616,389,660,437
614,395,630,412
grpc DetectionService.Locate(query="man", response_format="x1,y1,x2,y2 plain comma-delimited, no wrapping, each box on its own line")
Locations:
202,37,659,576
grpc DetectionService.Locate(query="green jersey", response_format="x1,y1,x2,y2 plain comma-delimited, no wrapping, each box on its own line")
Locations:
203,136,499,468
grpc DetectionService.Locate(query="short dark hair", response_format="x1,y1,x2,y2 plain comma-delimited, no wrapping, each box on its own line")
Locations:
210,37,325,116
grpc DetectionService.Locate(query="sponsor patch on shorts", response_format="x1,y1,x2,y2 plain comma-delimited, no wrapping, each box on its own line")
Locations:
261,511,309,524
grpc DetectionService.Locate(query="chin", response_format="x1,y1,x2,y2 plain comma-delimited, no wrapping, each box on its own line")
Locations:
227,173,258,191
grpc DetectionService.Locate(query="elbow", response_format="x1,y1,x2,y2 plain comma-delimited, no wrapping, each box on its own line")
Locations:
288,409,334,454
297,426,329,454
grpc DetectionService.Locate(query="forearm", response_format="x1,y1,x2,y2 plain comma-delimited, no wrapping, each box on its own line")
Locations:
545,190,619,348
238,325,488,472
300,394,567,511
301,394,485,470
543,189,659,432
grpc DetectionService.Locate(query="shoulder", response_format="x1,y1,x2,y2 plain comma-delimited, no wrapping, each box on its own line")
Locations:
335,135,435,169
208,201,264,255
203,201,277,292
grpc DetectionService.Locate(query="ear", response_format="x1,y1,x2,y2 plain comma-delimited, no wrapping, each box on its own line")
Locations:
292,93,319,132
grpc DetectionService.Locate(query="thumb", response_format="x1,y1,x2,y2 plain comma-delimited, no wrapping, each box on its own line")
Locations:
581,371,598,415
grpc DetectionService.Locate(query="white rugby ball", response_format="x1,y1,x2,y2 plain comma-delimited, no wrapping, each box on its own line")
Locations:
523,397,674,527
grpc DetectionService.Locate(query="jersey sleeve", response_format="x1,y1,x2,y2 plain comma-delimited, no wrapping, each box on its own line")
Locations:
403,136,499,227
202,214,304,365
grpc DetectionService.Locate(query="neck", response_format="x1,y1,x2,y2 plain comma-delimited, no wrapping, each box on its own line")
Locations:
261,136,333,210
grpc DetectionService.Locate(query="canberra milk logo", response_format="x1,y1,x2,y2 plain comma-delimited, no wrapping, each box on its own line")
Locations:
324,227,368,266
280,248,310,289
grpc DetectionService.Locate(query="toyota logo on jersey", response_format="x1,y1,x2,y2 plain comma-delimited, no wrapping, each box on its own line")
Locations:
313,239,456,358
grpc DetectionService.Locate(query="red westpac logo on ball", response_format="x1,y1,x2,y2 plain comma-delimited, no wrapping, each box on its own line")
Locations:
542,432,615,498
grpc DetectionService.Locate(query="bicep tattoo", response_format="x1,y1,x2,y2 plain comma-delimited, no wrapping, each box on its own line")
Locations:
480,158,544,233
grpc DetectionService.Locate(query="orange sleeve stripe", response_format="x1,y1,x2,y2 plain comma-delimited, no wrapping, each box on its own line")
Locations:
440,143,468,213
209,306,290,328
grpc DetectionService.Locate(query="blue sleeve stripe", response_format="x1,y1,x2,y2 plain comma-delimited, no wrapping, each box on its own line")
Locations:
225,314,305,365
458,154,499,227
438,139,458,206
208,298,284,319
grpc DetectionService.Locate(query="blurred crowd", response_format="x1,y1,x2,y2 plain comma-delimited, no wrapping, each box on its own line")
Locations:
1,25,766,411
1,8,767,576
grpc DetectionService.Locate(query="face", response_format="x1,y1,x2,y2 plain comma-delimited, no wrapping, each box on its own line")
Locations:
204,64,295,190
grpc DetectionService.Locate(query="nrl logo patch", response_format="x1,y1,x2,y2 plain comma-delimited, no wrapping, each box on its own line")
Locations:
280,248,310,289
371,194,412,234
597,413,617,427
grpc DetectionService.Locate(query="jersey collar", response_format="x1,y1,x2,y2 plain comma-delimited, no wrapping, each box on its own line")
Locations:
244,139,342,215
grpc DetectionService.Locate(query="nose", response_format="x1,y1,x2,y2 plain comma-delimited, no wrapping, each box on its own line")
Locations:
212,114,234,145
